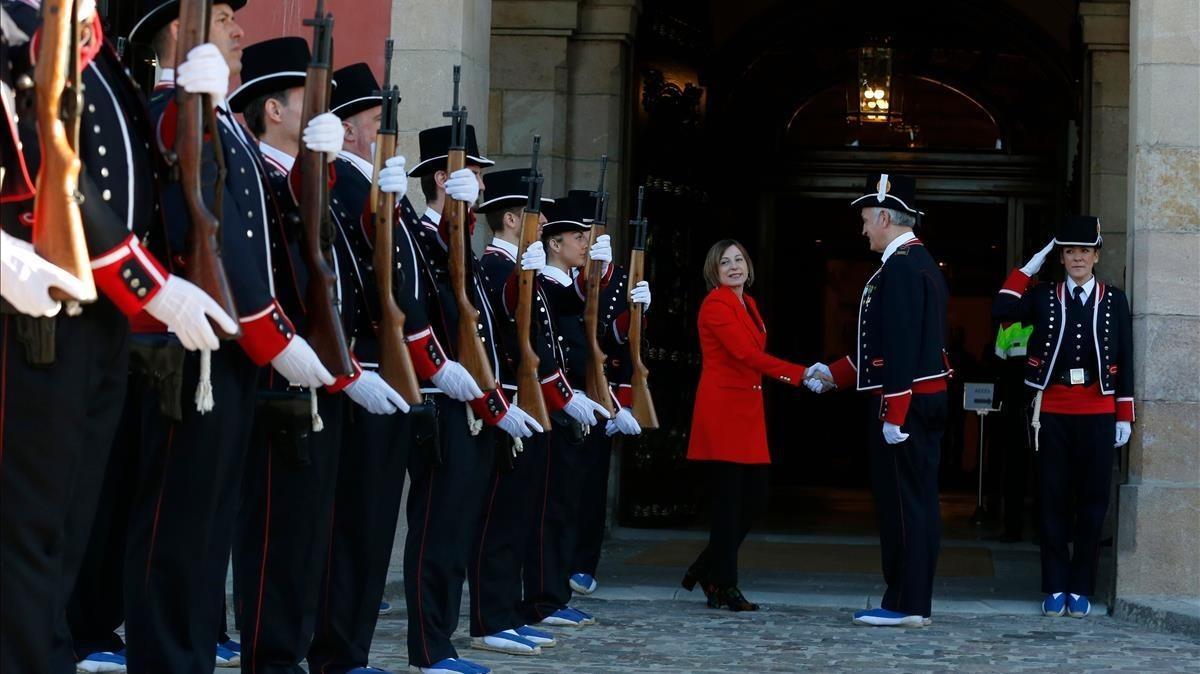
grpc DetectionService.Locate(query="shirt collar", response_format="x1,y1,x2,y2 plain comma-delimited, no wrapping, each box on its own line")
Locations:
489,237,518,259
423,207,441,225
881,231,917,263
338,150,374,181
539,264,573,287
259,141,295,173
1066,274,1096,300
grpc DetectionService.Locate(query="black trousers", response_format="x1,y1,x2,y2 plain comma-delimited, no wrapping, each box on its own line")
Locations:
123,346,259,674
307,405,411,674
0,304,128,674
236,391,345,674
868,392,946,618
572,432,614,577
404,395,495,667
687,461,770,587
519,421,589,623
468,431,548,637
1036,412,1114,596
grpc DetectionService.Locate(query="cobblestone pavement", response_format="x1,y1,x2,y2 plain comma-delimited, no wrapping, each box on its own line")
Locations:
361,596,1200,673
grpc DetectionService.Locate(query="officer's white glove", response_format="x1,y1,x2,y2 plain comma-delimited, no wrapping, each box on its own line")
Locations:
630,280,651,309
270,336,336,388
521,241,546,272
302,112,345,163
344,370,410,415
0,231,89,317
378,154,407,197
804,362,835,393
175,43,230,107
445,168,480,204
1114,421,1131,447
1019,240,1057,277
882,422,909,445
564,390,611,427
589,233,612,278
605,407,642,436
144,275,239,351
430,360,484,402
498,403,544,439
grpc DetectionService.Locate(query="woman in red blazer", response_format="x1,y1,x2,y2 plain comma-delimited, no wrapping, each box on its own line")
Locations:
682,239,813,611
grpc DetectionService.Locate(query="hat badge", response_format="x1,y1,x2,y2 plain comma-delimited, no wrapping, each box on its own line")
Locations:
875,173,891,203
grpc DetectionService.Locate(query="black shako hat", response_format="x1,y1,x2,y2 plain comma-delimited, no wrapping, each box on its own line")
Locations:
128,0,248,45
476,168,555,214
228,37,315,114
330,63,382,120
407,124,494,177
1054,215,1103,248
849,172,924,217
541,190,594,238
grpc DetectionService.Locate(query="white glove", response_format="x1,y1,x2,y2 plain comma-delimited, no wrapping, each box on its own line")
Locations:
630,280,651,309
564,390,611,427
804,362,835,393
144,275,239,351
270,336,336,389
498,404,544,439
521,241,546,272
445,168,480,204
175,43,230,107
430,360,484,402
589,234,612,264
1019,239,1057,277
378,154,407,197
882,422,909,445
605,407,642,436
344,370,410,415
0,231,89,317
1114,421,1131,447
302,112,345,163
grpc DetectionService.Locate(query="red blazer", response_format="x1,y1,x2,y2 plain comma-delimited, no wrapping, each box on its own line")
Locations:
687,286,807,464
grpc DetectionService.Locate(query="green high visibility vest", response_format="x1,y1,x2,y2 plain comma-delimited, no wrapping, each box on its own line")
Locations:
995,322,1034,359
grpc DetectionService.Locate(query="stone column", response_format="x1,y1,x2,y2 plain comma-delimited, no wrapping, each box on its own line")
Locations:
1080,2,1131,284
1116,0,1200,632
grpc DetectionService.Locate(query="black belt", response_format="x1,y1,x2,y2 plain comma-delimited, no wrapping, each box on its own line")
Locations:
1052,368,1095,386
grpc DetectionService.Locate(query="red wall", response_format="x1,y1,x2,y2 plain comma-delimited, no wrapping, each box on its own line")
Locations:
235,0,393,79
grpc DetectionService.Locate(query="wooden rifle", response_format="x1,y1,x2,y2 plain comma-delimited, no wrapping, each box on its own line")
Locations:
370,40,422,404
172,0,240,338
32,0,96,303
514,135,549,428
439,65,496,391
297,0,353,375
582,155,615,416
627,186,658,429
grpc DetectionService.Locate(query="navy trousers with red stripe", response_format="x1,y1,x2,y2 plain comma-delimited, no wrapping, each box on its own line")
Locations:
404,395,494,667
123,343,259,674
235,391,345,674
468,431,548,637
867,392,946,618
307,403,410,674
0,304,128,674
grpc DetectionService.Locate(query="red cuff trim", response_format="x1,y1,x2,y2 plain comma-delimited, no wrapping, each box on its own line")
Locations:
830,356,857,390
90,234,168,316
404,327,448,380
327,356,363,393
1116,397,1135,423
1000,269,1031,297
879,389,912,426
540,370,573,412
614,384,633,409
157,97,179,153
470,388,509,425
238,300,295,365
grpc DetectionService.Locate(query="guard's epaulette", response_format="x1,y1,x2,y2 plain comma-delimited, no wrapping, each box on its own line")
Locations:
893,247,910,256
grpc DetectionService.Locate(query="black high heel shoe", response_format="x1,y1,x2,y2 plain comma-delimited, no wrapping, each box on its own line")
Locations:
681,569,718,603
707,585,760,612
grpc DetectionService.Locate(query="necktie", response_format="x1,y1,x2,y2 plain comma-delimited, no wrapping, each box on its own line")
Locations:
1073,286,1085,305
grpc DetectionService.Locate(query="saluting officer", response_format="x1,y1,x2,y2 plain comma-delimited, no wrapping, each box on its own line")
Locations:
402,124,542,674
993,216,1133,619
812,173,951,628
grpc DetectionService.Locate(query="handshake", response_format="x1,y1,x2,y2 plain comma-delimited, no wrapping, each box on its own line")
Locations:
803,363,836,394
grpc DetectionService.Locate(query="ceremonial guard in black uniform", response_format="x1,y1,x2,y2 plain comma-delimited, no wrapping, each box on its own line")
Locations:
993,215,1133,619
227,37,409,674
2,3,237,672
401,124,542,674
814,173,950,628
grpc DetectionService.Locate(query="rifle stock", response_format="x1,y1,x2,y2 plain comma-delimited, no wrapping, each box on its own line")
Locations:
583,156,614,415
175,0,239,338
33,0,96,303
298,0,353,376
628,186,658,429
514,136,549,428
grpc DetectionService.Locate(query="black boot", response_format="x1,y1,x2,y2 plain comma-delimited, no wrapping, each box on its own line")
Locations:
708,585,759,612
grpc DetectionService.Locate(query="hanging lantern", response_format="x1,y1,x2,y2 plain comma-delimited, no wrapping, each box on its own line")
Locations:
854,45,897,124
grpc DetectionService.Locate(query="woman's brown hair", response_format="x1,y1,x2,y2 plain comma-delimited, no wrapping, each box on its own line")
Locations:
702,239,755,290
